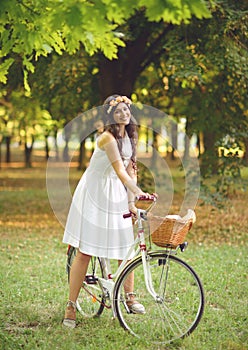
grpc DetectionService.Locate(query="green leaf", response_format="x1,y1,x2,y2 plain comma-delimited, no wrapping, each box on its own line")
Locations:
139,0,211,23
64,5,84,28
0,58,14,83
186,0,212,19
23,57,35,74
24,69,31,92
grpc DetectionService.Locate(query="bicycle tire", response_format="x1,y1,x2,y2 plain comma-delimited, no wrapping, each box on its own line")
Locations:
66,246,105,317
113,251,204,345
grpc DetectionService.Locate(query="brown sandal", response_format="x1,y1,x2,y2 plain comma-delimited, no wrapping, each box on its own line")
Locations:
62,300,76,328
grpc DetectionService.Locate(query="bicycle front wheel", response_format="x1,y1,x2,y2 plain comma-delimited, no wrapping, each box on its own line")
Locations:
113,251,204,345
67,246,105,318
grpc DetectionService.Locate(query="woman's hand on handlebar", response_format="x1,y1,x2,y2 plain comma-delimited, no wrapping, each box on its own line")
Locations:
135,192,158,201
124,193,157,219
128,192,157,216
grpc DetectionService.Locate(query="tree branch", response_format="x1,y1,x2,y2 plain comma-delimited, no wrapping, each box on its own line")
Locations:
139,23,174,73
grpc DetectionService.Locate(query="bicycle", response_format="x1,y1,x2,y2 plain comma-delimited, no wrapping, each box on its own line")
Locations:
66,196,204,346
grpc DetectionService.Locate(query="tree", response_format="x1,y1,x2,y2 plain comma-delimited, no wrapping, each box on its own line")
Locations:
1,0,247,180
0,0,211,89
133,0,248,172
0,0,212,166
178,0,248,173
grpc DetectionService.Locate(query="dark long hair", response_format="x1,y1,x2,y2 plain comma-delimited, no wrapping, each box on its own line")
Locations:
103,95,138,162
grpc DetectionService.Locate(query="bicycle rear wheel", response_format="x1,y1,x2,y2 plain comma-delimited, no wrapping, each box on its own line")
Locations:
113,251,204,345
66,246,105,317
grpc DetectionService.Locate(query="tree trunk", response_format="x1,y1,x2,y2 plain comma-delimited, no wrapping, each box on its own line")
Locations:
45,134,49,160
98,49,141,98
0,141,2,169
5,136,11,163
151,130,159,169
183,118,194,161
24,136,34,168
62,122,72,162
184,133,190,161
145,127,149,153
54,128,60,161
97,16,172,100
171,122,178,160
63,142,69,162
78,139,86,170
201,131,218,176
196,133,204,158
243,138,248,165
98,27,150,97
25,146,32,168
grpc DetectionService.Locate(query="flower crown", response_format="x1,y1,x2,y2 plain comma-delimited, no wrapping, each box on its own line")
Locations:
106,96,132,114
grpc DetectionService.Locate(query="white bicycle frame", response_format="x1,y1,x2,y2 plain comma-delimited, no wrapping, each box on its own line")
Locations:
97,205,160,317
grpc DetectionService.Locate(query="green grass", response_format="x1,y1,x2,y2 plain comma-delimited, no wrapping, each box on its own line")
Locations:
0,166,247,350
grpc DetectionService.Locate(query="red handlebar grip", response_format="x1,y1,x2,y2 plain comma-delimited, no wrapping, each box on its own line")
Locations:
136,194,156,201
123,212,132,219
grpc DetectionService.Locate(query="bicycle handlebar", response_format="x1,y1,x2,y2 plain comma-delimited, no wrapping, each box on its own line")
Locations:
135,194,157,202
123,212,133,219
123,194,157,219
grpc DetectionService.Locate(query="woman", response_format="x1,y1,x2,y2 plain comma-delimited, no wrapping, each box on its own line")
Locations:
62,95,152,328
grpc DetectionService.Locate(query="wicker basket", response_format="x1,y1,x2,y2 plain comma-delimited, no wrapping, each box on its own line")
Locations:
135,199,155,211
149,214,193,248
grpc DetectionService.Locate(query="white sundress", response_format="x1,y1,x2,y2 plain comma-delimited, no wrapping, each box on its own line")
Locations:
63,134,134,260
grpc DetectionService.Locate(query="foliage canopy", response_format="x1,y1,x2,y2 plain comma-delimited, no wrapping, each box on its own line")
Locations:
0,0,211,87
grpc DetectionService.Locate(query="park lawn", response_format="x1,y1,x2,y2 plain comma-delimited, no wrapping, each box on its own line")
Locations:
0,166,247,350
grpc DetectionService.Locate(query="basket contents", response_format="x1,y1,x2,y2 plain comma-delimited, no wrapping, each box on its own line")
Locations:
149,209,196,248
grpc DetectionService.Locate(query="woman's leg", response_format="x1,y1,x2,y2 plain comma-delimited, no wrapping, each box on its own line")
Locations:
63,251,91,327
118,260,133,293
68,251,91,302
118,260,145,313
